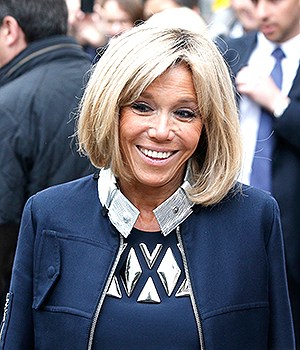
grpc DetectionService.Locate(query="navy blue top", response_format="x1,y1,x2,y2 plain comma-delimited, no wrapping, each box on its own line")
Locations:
93,228,199,349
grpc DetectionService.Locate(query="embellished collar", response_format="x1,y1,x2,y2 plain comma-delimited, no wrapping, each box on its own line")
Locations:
97,167,194,238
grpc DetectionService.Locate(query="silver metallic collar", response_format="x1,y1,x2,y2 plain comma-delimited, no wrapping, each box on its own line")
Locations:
97,168,194,238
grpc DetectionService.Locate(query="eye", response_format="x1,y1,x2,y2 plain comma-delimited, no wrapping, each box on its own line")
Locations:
174,108,198,121
131,102,153,115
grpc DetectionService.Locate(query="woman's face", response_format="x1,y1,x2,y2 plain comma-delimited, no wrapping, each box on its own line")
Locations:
102,0,134,38
119,63,203,193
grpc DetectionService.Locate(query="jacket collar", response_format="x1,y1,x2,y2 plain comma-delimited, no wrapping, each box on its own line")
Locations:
0,35,87,86
97,167,194,238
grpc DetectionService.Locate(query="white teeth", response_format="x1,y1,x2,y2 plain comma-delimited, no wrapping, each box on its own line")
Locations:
140,147,173,159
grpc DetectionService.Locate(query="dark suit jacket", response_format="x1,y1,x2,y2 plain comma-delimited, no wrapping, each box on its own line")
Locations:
216,31,300,344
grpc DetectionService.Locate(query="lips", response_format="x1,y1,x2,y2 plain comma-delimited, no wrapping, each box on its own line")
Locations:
138,146,174,160
260,24,275,36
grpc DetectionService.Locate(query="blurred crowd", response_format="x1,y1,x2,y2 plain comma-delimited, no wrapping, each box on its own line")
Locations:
65,0,259,61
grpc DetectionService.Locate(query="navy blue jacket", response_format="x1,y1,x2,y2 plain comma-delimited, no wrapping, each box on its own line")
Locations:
0,175,295,349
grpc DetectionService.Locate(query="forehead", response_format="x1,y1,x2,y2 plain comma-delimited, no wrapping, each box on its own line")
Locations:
142,64,197,99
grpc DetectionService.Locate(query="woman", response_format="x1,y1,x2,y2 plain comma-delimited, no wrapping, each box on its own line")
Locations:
0,25,295,349
99,0,144,39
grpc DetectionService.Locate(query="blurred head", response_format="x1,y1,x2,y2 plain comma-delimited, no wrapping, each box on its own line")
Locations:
101,0,143,38
0,0,68,43
230,0,258,32
144,0,180,19
145,7,207,33
77,25,242,205
251,0,300,42
144,0,200,19
0,0,68,67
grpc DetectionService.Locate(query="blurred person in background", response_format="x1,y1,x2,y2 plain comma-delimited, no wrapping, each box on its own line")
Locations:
217,0,300,344
0,0,93,319
228,0,258,38
99,0,144,40
66,0,107,60
208,0,258,39
67,0,144,61
143,0,201,19
145,6,207,33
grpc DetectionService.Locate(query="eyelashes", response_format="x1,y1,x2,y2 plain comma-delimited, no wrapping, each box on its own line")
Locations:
130,102,199,122
131,102,152,114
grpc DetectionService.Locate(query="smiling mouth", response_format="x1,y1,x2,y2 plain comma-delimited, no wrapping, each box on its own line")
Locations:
138,147,174,160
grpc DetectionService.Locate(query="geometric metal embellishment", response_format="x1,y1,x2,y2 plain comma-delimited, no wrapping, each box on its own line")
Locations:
137,277,161,303
175,278,190,298
107,275,122,299
157,247,181,296
105,241,190,302
120,247,142,297
139,243,162,269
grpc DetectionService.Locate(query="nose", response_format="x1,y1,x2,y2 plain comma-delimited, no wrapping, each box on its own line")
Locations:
255,0,268,19
147,113,175,141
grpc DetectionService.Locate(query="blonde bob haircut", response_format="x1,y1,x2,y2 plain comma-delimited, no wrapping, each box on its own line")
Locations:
77,24,242,206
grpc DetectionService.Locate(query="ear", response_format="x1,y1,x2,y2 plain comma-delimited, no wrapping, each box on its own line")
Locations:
0,15,26,47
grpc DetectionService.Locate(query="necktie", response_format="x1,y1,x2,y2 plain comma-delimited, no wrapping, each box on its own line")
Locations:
250,47,285,192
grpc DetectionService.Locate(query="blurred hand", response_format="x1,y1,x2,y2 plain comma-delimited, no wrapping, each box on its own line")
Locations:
235,66,282,113
69,11,107,47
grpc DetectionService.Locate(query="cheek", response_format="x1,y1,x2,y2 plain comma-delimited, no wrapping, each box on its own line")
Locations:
185,122,203,152
119,111,142,152
119,112,131,152
119,108,134,135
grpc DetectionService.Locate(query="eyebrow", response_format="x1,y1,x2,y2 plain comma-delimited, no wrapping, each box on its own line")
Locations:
139,92,198,104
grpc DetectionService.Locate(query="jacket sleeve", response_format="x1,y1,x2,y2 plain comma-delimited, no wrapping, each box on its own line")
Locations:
0,198,35,349
267,197,295,349
274,96,300,154
0,223,19,320
0,109,29,227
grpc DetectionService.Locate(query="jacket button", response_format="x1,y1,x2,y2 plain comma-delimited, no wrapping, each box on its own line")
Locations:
47,266,56,279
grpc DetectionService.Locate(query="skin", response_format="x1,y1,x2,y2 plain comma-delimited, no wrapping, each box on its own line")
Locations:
0,16,27,68
143,0,181,19
230,0,258,32
253,0,300,43
66,0,106,47
102,0,134,38
118,63,203,231
235,0,300,113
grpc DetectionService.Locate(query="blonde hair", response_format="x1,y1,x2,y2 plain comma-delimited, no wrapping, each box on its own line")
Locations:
77,24,242,206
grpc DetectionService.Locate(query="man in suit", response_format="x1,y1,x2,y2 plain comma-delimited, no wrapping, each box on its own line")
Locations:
217,0,300,345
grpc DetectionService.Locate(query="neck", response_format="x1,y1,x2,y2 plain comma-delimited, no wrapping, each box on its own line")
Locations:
118,180,180,211
118,180,183,232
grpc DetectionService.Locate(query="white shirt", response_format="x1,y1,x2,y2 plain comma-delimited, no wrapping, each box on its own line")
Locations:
239,33,300,185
